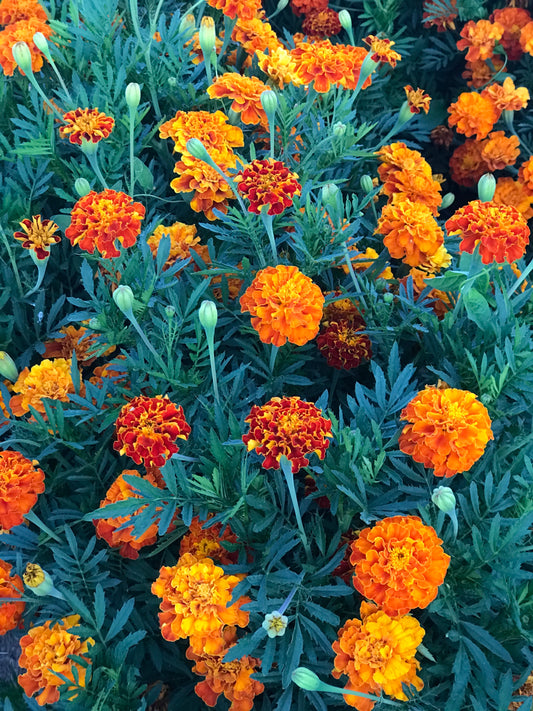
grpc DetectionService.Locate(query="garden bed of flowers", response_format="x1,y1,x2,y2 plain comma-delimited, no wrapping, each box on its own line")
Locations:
1,0,533,709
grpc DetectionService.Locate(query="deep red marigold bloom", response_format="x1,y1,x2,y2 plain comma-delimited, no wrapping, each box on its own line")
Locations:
332,602,424,710
290,0,327,16
399,386,493,477
448,91,499,140
0,559,25,635
449,139,489,187
350,516,451,616
0,0,48,25
207,73,268,125
0,450,45,530
291,39,348,93
491,7,531,60
180,515,238,565
13,215,60,260
9,358,80,418
494,177,533,221
302,8,341,39
237,158,301,215
363,35,402,67
456,19,504,62
171,155,236,221
113,395,191,468
445,199,530,264
59,108,114,145
0,16,51,76
65,189,145,258
243,395,332,473
159,110,243,165
403,85,431,114
317,320,372,370
482,76,530,112
18,615,93,706
206,0,261,21
240,264,324,347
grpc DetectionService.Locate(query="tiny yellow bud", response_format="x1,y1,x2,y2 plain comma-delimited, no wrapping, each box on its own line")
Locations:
125,82,141,111
0,352,18,382
113,285,135,314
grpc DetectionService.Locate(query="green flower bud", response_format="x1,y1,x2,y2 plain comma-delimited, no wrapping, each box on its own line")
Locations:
125,82,141,111
199,15,216,61
199,300,218,331
74,177,91,197
167,76,178,87
338,9,352,32
186,138,211,162
477,173,496,203
260,89,278,116
440,192,455,210
113,285,135,314
333,121,346,137
11,41,33,75
383,292,394,304
165,305,176,319
360,175,374,193
32,32,51,57
276,0,290,10
0,351,18,382
179,13,196,36
397,100,414,126
431,486,456,513
321,183,340,210
292,668,322,691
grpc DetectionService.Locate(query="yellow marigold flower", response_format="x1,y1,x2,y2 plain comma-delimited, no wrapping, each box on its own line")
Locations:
403,85,431,114
206,0,261,21
256,45,300,89
237,158,301,215
494,177,533,220
239,264,324,347
147,221,200,271
170,155,236,221
9,358,79,418
482,76,530,112
490,6,531,60
207,73,269,125
59,108,115,145
243,395,332,473
151,553,250,652
0,559,25,635
456,19,504,62
0,16,51,76
13,215,60,260
18,615,93,706
399,386,494,477
448,91,499,140
479,130,520,171
363,35,402,67
159,110,243,165
332,602,424,709
422,243,451,272
0,0,48,25
232,14,279,55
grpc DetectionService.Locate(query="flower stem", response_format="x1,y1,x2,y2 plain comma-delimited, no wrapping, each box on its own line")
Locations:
129,107,136,196
25,258,48,297
280,456,308,550
205,330,220,403
343,243,369,313
261,209,277,264
85,150,108,190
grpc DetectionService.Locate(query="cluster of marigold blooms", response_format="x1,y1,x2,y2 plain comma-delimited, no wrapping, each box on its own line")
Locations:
0,0,52,75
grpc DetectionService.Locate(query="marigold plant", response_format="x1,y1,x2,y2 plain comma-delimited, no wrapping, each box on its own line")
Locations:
170,155,236,221
490,6,531,60
456,19,504,62
146,221,200,270
159,110,243,164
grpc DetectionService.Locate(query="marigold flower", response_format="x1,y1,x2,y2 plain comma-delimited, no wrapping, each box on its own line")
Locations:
18,615,93,706
232,15,279,55
479,130,520,171
237,158,301,216
59,108,114,145
519,156,533,191
302,8,341,39
0,559,25,635
0,450,45,530
180,515,238,565
170,155,236,221
291,39,348,93
363,35,401,67
152,553,250,652
13,215,60,260
0,16,51,75
520,20,533,55
243,395,332,473
448,91,499,140
399,386,494,478
147,221,200,271
403,85,431,114
159,110,243,164
42,325,107,367
240,264,324,347
9,358,79,418
422,0,457,32
317,320,372,370
65,189,145,259
0,0,48,25
445,199,530,264
456,19,504,62
113,395,191,468
491,6,531,60
207,73,268,125
206,0,261,21
290,0,328,16
337,44,373,90
494,177,533,220
256,45,300,89
332,601,425,709
462,56,505,88
482,76,530,112
449,139,488,187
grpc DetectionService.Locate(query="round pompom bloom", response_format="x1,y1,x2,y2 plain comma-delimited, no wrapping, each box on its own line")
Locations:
463,56,505,88
494,177,533,220
490,6,531,60
0,0,48,25
482,76,529,112
302,8,341,39
9,358,80,417
449,139,489,188
290,0,328,16
242,395,332,474
159,110,243,165
113,395,191,468
399,386,494,478
350,516,451,616
147,221,200,271
206,0,261,20
237,158,301,215
59,108,114,145
0,559,25,635
448,91,500,140
0,450,45,530
239,265,324,347
0,17,51,76
207,73,269,125
291,39,350,93
231,16,279,56
18,615,93,706
332,602,425,709
151,553,250,652
445,199,530,264
180,515,238,565
256,45,300,89
171,155,236,221
479,130,520,171
317,320,372,370
456,19,504,62
65,189,145,258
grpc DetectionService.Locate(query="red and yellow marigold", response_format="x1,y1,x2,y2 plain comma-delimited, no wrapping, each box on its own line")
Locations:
0,559,25,635
422,0,457,32
302,8,341,39
403,85,431,114
290,0,328,16
317,299,371,370
207,73,268,125
363,35,402,67
13,215,60,260
448,91,499,140
59,108,115,145
9,358,80,418
291,39,348,93
237,158,301,215
490,6,531,60
170,155,236,221
449,139,489,188
0,450,45,530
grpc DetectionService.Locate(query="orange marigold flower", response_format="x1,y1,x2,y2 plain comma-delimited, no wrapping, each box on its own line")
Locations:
494,177,533,221
59,108,114,145
0,17,51,75
113,395,191,468
65,189,145,259
239,264,324,347
186,627,264,711
403,85,431,114
363,35,402,67
232,15,279,55
291,39,348,93
18,615,93,707
159,110,243,164
242,395,332,473
151,553,250,651
180,515,238,565
448,91,500,140
9,358,79,418
449,139,489,187
302,8,341,38
399,386,494,478
332,601,425,709
237,158,301,215
94,470,166,559
0,0,48,25
13,215,60,261
206,0,261,21
445,199,530,264
290,0,328,16
479,130,520,171
337,44,373,91
256,45,300,89
0,450,45,530
462,57,505,88
170,155,235,221
519,156,533,191
207,73,269,125
147,221,200,271
43,325,106,367
0,559,25,635
422,0,457,32
519,20,533,55
376,195,444,267
351,516,450,615
456,19,504,62
491,6,531,60
482,76,530,112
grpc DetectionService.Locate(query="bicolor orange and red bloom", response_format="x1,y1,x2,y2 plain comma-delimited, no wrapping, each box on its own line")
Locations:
302,8,341,39
403,85,431,114
59,108,115,145
445,199,530,264
399,386,494,477
237,158,301,215
490,6,531,60
494,177,533,221
242,395,332,473
0,17,52,75
159,110,243,165
9,358,79,418
170,156,236,220
332,602,425,710
0,559,25,635
422,0,457,32
18,615,93,706
456,19,504,62
0,450,45,530
363,35,402,67
317,299,371,370
350,516,451,616
151,553,249,653
65,189,145,259
240,264,324,347
147,221,200,271
206,0,261,21
207,73,269,125
0,0,48,25
448,91,499,140
180,515,239,565
479,131,520,171
13,215,60,260
113,395,191,468
482,77,530,112
449,139,488,188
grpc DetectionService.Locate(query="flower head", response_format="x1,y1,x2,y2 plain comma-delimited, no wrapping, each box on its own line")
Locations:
232,15,279,55
18,615,93,706
159,110,243,165
65,189,145,258
482,77,529,112
262,611,289,638
490,6,531,60
170,156,236,221
0,0,48,25
302,8,341,39
113,395,191,468
463,56,505,88
448,91,499,140
240,264,323,347
290,0,328,16
363,35,401,67
43,325,106,367
256,45,300,89
237,158,301,215
317,300,371,370
59,108,114,145
207,73,269,125
147,221,200,271
13,215,60,260
494,177,533,220
445,199,530,264
180,515,238,565
456,19,504,62
449,139,489,187
403,85,431,114
350,516,450,615
0,559,25,635
291,39,349,93
0,17,51,75
9,358,80,417
399,386,494,477
243,395,332,473
0,450,45,530
206,0,261,21
519,20,533,55
479,131,520,171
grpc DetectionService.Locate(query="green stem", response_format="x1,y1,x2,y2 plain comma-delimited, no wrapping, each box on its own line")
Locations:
25,258,48,296
280,456,308,550
269,344,278,374
206,331,220,403
343,243,369,312
220,16,237,59
124,307,165,365
48,57,73,102
85,150,108,190
261,209,277,264
0,223,23,296
24,70,64,121
129,107,136,196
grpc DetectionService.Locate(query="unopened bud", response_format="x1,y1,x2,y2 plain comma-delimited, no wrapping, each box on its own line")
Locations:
477,173,496,202
431,486,456,513
113,285,134,314
333,121,346,137
383,292,394,304
199,300,218,331
260,89,278,116
12,41,33,75
23,563,53,595
360,174,374,193
440,192,455,210
74,177,91,197
0,351,18,382
125,82,141,111
165,305,176,319
186,138,211,162
321,183,340,210
338,9,352,32
32,32,50,57
179,13,196,36
167,76,177,87
199,16,216,60
397,100,414,126
292,668,322,692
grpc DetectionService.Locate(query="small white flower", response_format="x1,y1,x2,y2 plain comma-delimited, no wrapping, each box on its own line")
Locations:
262,611,288,638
